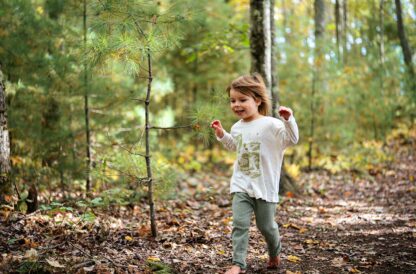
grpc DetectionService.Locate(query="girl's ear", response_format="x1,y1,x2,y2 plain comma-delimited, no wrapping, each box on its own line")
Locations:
255,97,261,106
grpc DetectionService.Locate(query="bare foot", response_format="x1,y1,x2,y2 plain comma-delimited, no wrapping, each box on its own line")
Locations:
224,265,245,274
267,255,281,269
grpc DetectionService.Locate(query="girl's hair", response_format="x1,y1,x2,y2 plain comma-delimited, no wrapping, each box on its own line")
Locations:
226,73,271,116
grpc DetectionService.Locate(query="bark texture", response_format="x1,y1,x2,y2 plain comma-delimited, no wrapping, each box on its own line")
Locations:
0,64,12,206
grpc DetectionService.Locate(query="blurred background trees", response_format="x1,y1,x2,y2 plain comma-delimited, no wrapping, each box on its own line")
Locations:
0,0,414,209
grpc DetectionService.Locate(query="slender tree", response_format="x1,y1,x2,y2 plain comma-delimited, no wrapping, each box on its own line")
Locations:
335,0,342,62
394,0,415,98
379,0,385,93
308,0,326,170
270,0,279,115
0,64,12,209
83,0,92,193
89,0,190,237
144,49,157,237
342,0,348,64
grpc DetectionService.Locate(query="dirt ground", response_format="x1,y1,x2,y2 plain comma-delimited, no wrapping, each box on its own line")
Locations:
1,138,415,274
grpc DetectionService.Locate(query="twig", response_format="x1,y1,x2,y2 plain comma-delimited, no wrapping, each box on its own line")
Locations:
12,179,21,200
103,255,124,268
69,242,93,259
118,144,147,157
71,260,95,271
150,124,193,130
131,98,146,103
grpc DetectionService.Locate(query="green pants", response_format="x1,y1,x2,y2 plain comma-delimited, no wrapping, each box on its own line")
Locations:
231,192,281,269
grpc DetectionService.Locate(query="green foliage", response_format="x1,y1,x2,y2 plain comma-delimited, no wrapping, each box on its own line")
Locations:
92,147,180,200
189,90,228,145
17,261,50,274
147,261,173,274
1,0,415,201
88,0,192,72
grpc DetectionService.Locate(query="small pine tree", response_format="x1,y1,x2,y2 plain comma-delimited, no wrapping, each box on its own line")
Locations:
87,0,197,237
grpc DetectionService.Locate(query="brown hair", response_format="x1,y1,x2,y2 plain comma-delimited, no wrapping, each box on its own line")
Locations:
226,73,271,116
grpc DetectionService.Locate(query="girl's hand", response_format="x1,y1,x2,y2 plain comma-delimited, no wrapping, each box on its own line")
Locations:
210,120,224,138
278,106,293,121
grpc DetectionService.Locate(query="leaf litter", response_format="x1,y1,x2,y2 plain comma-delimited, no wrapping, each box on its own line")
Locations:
0,137,415,273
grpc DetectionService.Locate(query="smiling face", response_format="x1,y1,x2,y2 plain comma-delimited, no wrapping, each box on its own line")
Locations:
229,88,262,122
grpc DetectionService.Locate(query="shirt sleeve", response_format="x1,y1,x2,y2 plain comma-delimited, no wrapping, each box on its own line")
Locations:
217,130,237,151
276,115,299,148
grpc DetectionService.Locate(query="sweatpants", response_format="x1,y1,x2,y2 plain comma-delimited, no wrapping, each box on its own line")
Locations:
231,192,281,269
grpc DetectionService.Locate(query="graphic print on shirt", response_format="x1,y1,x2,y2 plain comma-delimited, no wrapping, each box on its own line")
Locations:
235,134,261,179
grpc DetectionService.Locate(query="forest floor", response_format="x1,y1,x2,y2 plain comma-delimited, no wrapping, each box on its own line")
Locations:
1,136,416,274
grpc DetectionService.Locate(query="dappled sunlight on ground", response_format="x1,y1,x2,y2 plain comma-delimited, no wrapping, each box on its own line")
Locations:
1,138,415,273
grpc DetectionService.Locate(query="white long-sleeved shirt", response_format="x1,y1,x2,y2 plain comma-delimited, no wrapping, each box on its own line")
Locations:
218,115,299,203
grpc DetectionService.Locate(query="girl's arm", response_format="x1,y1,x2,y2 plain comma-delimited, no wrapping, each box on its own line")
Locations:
277,106,299,147
211,120,237,151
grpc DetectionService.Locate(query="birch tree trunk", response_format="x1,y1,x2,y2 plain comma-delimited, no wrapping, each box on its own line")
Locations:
270,0,279,115
250,0,298,194
0,64,12,208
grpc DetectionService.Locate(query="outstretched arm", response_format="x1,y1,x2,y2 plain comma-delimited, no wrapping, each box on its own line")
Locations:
277,106,299,147
211,120,237,151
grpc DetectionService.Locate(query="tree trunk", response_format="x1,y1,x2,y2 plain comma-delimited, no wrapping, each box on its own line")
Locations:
26,184,38,214
83,0,92,193
0,64,12,209
270,0,279,116
342,0,348,64
308,0,326,170
335,0,341,62
394,0,415,89
250,0,272,90
250,0,298,194
379,0,385,93
145,50,157,237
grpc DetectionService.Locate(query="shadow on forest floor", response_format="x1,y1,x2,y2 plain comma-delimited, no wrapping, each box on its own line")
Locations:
1,137,415,274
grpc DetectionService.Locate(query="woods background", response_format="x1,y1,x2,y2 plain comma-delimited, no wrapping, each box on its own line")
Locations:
0,0,415,242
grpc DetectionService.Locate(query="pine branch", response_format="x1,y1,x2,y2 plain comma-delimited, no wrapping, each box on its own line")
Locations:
150,124,193,130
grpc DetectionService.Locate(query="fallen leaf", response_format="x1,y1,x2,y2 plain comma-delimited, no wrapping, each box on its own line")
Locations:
283,223,301,230
24,248,38,261
128,265,138,272
287,255,301,263
217,250,226,255
293,244,304,250
4,195,12,203
332,257,347,267
286,271,302,274
46,258,65,268
147,256,161,262
286,192,295,198
83,265,95,272
304,239,320,245
125,236,133,241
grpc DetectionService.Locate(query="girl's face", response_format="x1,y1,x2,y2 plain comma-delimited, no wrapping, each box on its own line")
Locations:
229,89,261,122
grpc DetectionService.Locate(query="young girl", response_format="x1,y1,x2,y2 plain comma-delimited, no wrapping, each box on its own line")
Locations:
211,73,299,274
